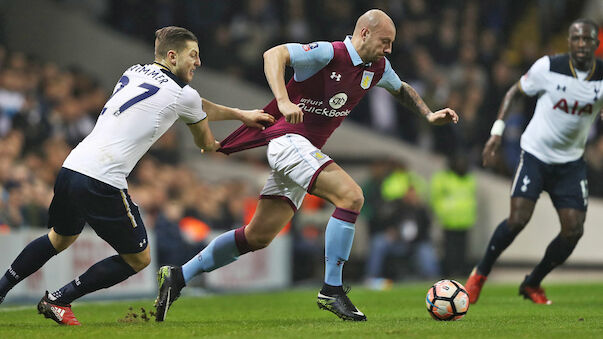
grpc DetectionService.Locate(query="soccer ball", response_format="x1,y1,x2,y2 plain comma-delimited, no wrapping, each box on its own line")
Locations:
425,279,469,321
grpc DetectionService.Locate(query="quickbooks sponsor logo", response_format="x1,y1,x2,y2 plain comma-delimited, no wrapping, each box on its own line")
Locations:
297,97,350,118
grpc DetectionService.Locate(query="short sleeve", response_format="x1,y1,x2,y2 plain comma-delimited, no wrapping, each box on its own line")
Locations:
519,56,550,97
376,58,403,92
286,41,334,82
178,87,207,124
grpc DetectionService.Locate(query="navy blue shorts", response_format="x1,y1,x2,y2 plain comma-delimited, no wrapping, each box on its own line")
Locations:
511,151,588,211
48,168,148,254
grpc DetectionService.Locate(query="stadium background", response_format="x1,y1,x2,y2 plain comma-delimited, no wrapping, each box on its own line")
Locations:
2,0,603,302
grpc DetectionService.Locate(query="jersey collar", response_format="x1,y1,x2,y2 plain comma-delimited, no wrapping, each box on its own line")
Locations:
569,58,597,80
344,36,372,67
152,62,187,88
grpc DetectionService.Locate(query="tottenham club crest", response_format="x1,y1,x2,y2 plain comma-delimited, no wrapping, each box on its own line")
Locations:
329,92,348,109
361,70,374,89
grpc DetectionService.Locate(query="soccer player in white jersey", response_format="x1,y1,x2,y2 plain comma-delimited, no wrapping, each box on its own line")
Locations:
0,26,273,325
466,19,602,305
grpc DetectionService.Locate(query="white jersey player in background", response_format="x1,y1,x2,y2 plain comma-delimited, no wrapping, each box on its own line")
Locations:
0,26,273,325
466,18,602,305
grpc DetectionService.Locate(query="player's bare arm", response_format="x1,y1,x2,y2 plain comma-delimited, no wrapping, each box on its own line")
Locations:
389,82,459,125
201,98,275,129
188,118,220,153
482,82,521,167
263,45,304,124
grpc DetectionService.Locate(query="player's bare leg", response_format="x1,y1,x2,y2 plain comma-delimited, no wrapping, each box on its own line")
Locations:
467,198,535,304
156,199,294,321
244,198,296,250
310,163,366,321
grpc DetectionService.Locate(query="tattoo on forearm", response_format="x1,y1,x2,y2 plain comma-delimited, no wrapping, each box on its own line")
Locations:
398,83,430,116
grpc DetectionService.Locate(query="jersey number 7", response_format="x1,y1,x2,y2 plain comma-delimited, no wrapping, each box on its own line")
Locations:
100,75,160,116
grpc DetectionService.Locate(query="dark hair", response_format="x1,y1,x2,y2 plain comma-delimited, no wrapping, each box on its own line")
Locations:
570,18,599,35
154,26,198,59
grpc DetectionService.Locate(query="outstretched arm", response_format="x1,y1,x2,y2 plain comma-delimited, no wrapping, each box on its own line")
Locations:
482,82,522,167
187,118,220,153
263,45,304,124
388,82,458,125
201,98,275,129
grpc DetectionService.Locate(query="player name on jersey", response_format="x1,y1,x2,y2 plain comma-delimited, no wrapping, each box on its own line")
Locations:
127,64,170,84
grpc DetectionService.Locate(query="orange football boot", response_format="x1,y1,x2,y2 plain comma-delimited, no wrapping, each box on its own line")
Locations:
465,267,487,304
519,276,552,305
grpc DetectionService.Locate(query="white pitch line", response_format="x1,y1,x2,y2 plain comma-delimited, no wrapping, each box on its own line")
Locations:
0,305,35,312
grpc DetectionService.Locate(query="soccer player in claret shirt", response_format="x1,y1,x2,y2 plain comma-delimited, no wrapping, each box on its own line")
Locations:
155,9,458,322
466,19,603,305
0,26,273,325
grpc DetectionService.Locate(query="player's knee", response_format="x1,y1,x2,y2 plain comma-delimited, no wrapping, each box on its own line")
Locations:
507,212,530,232
339,185,364,211
48,231,78,253
247,232,275,250
126,250,151,272
562,222,584,244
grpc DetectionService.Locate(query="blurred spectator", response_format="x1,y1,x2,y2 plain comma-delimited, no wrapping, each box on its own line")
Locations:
363,159,438,286
430,153,477,276
380,160,428,202
364,185,440,287
155,200,206,267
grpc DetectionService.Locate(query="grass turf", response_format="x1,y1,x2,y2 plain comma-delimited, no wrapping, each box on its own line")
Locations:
1,282,603,338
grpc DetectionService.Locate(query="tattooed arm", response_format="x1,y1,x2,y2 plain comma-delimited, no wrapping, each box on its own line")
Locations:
387,81,458,125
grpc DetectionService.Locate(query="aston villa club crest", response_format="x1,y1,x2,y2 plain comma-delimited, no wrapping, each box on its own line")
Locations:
310,150,325,160
361,70,374,89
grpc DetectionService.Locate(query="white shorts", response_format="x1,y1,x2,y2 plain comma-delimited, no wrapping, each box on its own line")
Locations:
260,134,333,210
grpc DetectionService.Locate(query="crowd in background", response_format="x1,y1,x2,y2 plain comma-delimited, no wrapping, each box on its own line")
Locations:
2,0,603,284
102,0,601,173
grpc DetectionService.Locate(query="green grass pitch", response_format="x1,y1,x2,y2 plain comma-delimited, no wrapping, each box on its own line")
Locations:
1,282,603,338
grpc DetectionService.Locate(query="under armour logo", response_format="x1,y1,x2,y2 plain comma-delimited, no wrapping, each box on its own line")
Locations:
594,88,600,102
557,84,566,92
139,239,147,247
330,72,341,81
521,175,531,192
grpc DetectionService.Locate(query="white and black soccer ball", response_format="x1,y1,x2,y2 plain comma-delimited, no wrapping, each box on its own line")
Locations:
425,279,469,321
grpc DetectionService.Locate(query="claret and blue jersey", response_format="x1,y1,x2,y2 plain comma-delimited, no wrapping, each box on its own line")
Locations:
219,36,403,154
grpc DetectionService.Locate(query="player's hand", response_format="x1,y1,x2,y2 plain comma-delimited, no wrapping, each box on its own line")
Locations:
238,109,275,130
426,108,459,125
482,135,502,167
201,140,221,153
278,100,304,124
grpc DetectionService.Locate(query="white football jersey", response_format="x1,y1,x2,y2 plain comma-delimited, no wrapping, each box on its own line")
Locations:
63,63,206,189
519,54,603,164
